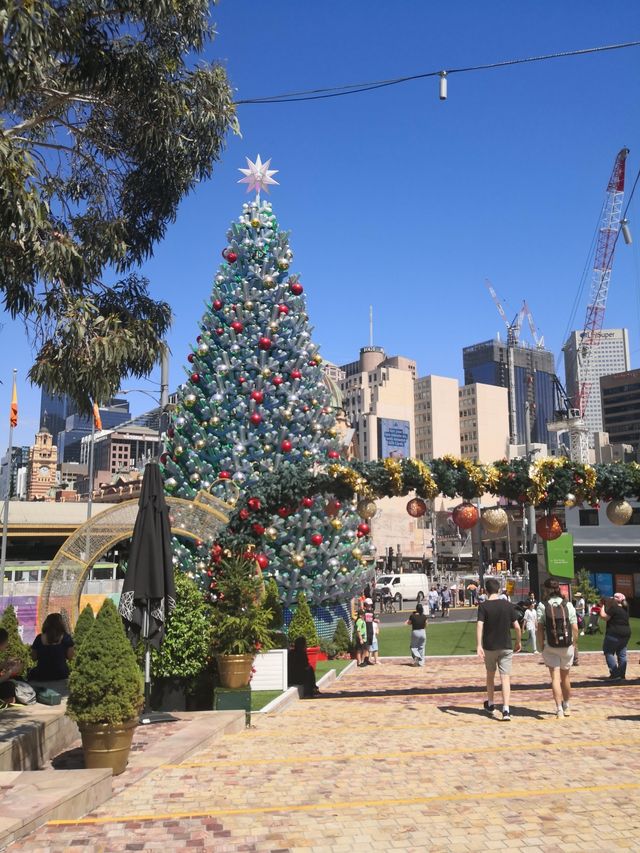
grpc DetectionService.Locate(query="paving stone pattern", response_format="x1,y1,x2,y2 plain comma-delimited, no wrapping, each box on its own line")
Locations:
9,652,640,851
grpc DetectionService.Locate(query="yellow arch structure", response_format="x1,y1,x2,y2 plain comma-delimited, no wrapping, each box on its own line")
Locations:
38,491,231,628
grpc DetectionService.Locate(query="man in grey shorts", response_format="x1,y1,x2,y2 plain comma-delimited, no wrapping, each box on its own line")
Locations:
476,577,522,721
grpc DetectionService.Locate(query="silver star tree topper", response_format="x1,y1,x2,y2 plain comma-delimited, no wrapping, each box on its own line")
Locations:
238,155,279,199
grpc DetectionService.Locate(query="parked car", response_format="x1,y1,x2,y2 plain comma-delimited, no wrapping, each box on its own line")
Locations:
375,573,429,603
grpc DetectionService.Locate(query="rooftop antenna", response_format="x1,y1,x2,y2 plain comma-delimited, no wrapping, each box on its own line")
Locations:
369,305,373,346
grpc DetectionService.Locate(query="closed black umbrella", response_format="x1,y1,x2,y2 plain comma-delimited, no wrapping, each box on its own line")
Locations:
119,462,176,719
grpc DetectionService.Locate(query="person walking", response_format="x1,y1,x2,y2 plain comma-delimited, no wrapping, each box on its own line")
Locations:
536,578,578,718
441,586,451,618
428,587,439,619
476,577,522,721
522,601,538,653
600,592,631,681
574,592,586,636
354,609,367,667
406,603,428,667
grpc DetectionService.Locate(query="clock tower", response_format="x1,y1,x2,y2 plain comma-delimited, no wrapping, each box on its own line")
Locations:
27,427,58,501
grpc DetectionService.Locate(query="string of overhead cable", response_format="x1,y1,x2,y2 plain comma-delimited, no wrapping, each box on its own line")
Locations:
235,40,640,105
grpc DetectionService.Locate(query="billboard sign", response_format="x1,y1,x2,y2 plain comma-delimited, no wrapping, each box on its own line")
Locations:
378,418,410,459
544,533,574,579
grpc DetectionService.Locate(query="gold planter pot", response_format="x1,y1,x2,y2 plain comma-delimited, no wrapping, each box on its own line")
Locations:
217,654,254,689
79,718,138,776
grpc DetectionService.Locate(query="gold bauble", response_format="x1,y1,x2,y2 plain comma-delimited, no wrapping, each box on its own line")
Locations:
195,438,205,449
351,547,363,559
210,416,220,425
564,493,577,508
292,553,305,567
481,507,508,535
269,321,279,332
330,518,343,530
261,368,271,378
265,527,278,541
282,409,292,420
251,218,261,228
357,499,377,520
303,450,312,457
244,300,254,310
263,274,276,289
328,427,338,437
606,499,633,526
263,444,272,453
313,354,322,364
277,259,289,270
184,393,197,408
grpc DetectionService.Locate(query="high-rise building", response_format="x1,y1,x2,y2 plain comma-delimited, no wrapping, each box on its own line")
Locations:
563,328,630,441
0,445,30,500
600,368,640,452
39,392,74,444
57,398,131,463
27,428,58,500
462,339,557,448
414,375,461,461
459,383,510,463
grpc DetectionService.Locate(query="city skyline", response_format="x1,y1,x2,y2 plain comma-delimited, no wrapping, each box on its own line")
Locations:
1,2,639,449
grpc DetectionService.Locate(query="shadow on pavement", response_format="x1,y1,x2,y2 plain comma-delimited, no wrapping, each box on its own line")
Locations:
438,704,551,720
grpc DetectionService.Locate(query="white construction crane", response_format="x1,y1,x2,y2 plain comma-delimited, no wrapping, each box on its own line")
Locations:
485,280,525,446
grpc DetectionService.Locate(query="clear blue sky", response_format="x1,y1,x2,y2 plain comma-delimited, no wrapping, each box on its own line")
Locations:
3,0,640,450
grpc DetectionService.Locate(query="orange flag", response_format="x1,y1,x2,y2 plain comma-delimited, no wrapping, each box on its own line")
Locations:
9,375,17,428
92,402,102,431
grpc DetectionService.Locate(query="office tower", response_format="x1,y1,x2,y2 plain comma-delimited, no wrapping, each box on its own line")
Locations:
459,383,510,463
563,328,631,440
39,392,74,444
600,368,640,452
0,445,30,499
414,375,461,460
57,398,131,463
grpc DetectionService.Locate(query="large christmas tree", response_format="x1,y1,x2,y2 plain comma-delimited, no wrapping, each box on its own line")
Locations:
161,157,373,609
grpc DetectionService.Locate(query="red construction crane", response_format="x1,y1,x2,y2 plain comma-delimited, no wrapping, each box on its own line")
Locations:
577,147,629,416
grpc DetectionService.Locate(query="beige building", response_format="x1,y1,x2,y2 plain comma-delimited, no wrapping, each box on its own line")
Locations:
339,346,421,558
459,383,510,463
415,375,461,460
27,428,58,501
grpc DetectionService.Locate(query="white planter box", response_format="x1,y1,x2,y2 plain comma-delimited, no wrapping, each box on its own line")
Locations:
251,649,288,691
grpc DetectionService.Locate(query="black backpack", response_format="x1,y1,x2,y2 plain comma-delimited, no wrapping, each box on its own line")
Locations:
544,601,573,648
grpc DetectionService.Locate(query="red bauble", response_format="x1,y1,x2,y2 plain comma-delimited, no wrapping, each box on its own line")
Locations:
357,523,370,536
277,505,292,518
239,508,250,521
310,534,323,546
247,497,262,512
536,514,563,541
216,327,224,336
256,553,269,570
258,336,272,350
219,471,231,480
197,335,202,343
327,450,340,459
238,376,246,384
281,439,292,452
160,453,168,464
167,427,175,438
250,412,262,426
226,251,238,263
326,499,341,517
272,375,283,386
301,496,314,508
190,373,200,383
231,321,243,333
452,502,479,530
252,523,265,536
277,304,290,315
290,282,303,295
251,390,264,403
213,298,223,310
187,353,195,363
290,369,302,380
406,498,428,518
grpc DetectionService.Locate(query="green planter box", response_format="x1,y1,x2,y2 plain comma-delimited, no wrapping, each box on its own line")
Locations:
214,687,251,725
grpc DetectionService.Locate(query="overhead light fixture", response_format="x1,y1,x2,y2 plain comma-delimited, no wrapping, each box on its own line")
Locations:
439,71,447,101
621,218,633,245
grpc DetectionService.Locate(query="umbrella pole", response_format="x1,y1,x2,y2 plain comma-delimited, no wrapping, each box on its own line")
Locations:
139,601,177,725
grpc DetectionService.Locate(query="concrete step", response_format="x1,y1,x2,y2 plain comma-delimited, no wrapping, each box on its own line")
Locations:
0,767,112,848
0,703,79,772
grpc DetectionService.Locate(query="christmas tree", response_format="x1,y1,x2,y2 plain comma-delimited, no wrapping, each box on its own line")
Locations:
162,156,373,612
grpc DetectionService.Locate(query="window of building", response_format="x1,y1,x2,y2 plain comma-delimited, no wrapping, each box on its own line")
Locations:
578,509,599,526
628,508,640,525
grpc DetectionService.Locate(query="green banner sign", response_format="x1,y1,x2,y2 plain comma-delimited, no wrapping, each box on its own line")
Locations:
544,533,574,579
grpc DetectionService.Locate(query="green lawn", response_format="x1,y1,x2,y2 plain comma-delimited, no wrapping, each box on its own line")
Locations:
250,660,352,710
316,659,351,678
379,617,640,657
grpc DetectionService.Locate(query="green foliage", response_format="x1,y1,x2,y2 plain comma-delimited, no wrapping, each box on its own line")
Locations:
332,618,352,655
263,578,283,630
211,557,275,656
287,593,320,647
0,605,32,676
150,571,213,682
67,599,143,725
573,568,601,605
1,1,236,412
73,605,95,651
319,638,338,659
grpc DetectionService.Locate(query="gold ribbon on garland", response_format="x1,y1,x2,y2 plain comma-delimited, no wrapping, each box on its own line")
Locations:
383,458,404,495
412,458,439,499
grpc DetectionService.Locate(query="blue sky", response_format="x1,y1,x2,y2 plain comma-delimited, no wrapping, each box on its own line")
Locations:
3,0,640,449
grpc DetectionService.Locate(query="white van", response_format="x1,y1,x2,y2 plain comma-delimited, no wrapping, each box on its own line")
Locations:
375,573,429,603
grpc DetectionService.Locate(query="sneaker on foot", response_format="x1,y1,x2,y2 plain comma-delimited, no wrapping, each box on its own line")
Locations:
483,700,495,717
562,702,571,717
501,709,511,722
556,707,565,718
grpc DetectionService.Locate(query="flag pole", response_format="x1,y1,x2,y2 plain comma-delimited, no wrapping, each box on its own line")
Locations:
0,369,18,599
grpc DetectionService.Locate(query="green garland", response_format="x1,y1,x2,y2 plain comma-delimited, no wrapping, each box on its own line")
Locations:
217,456,640,552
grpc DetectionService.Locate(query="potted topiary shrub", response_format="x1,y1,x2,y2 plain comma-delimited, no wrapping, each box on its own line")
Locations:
67,598,143,775
211,556,275,689
149,570,214,710
69,604,95,669
332,618,352,659
287,593,321,670
251,577,288,691
0,605,32,678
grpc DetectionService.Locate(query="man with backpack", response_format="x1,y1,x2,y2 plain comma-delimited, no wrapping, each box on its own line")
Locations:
536,577,579,718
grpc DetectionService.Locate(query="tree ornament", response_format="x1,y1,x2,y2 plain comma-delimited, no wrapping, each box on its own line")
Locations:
291,553,305,567
357,523,370,536
247,497,262,512
190,373,200,383
165,477,177,491
564,493,577,508
258,336,272,350
277,505,292,518
290,369,302,380
290,282,303,295
263,274,276,289
326,498,342,517
281,439,292,452
239,508,250,521
256,553,269,570
301,496,314,508
213,298,223,310
187,353,195,363
351,547,363,559
277,303,289,315
227,251,238,263
216,327,224,336
272,375,283,386
327,450,340,459
452,502,479,530
219,471,232,480
250,412,262,426
606,499,633,526
269,321,279,333
251,217,261,228
244,300,254,310
357,499,377,520
184,393,197,407
250,390,264,403
189,472,201,484
330,518,343,530
265,527,278,541
197,342,209,356
310,534,323,546
536,514,563,541
252,523,265,536
278,259,290,271
481,507,509,535
231,321,243,333
406,498,428,518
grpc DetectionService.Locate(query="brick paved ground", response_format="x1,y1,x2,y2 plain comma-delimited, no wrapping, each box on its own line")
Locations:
9,651,640,852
